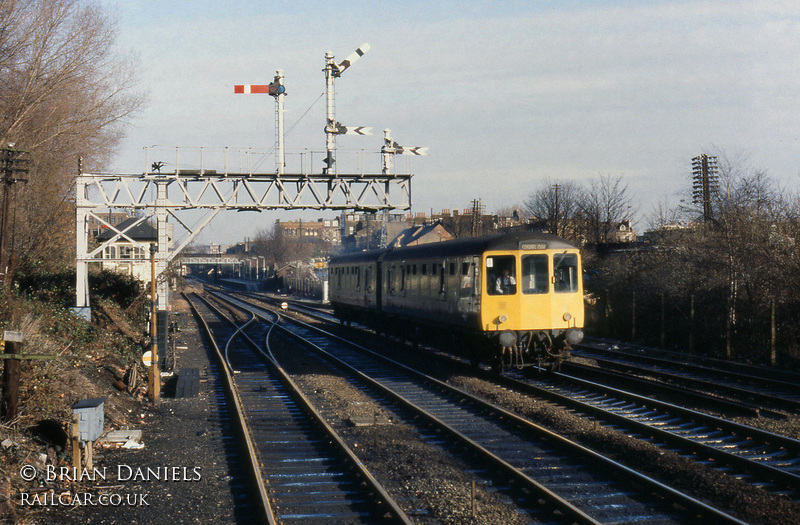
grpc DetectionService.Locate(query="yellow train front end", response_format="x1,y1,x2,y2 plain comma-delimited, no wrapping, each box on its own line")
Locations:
480,241,584,367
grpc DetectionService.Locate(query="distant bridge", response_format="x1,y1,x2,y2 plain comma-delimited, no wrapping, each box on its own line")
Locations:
179,255,241,265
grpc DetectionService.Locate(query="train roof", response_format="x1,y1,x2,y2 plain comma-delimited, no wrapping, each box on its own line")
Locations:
329,247,390,264
330,232,578,265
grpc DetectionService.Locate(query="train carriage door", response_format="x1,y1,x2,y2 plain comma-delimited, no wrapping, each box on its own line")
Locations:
363,265,371,307
458,256,480,318
375,261,383,311
520,253,552,329
551,251,582,326
482,254,521,330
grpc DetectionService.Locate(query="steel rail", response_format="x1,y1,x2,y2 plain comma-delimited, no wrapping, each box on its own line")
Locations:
561,360,784,418
573,343,800,409
223,292,746,525
582,339,800,384
232,290,800,491
499,368,800,493
184,293,276,525
204,292,413,524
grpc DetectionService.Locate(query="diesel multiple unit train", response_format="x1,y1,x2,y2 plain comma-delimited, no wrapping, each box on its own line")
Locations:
328,232,584,368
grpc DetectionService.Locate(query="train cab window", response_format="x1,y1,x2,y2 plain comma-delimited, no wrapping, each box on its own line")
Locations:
522,254,549,294
486,256,516,295
554,253,579,293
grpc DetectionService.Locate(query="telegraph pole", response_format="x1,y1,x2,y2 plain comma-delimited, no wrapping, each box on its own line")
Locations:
0,146,29,289
692,154,718,222
471,199,485,237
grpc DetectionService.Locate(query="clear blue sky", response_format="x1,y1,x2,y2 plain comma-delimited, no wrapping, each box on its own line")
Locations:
101,0,800,245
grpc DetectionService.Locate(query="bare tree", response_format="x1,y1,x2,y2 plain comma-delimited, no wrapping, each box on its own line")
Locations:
252,224,315,270
0,0,144,275
646,197,685,233
522,178,583,240
579,174,633,245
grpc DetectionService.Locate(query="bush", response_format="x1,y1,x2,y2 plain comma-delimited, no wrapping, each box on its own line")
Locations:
14,268,143,310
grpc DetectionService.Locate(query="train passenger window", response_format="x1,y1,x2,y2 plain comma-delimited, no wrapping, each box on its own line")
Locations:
486,256,516,295
554,253,579,293
449,263,456,275
459,262,474,297
522,255,549,294
421,264,427,275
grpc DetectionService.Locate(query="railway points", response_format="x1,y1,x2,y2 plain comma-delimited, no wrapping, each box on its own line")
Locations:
210,283,800,524
200,288,768,521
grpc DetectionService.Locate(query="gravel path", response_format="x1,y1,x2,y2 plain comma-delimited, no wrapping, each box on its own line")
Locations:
24,294,251,525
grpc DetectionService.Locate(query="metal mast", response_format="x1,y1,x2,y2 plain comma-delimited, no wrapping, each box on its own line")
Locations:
324,51,337,174
324,43,372,175
273,70,286,175
233,71,286,175
381,129,428,246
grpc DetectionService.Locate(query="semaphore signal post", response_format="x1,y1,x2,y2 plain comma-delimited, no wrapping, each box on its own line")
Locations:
74,44,425,388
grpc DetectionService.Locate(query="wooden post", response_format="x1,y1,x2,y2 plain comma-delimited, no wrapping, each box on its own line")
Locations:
770,299,777,367
71,413,81,471
2,331,56,422
660,292,665,349
471,480,476,519
726,294,732,359
689,295,695,354
631,291,636,343
1,331,23,421
148,244,160,404
85,441,93,470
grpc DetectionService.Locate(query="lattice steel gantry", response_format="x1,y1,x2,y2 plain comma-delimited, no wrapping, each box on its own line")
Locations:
74,167,412,318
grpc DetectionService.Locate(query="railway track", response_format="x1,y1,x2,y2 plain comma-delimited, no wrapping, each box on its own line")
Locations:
500,367,800,497
227,291,800,496
571,341,800,414
186,293,410,524
216,291,745,524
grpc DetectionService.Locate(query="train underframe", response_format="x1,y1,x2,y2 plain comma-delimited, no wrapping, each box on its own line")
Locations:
490,328,581,371
332,303,580,371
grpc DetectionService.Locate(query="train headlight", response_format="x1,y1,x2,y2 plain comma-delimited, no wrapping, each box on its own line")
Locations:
566,329,584,345
499,330,516,348
563,312,572,322
498,315,507,324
